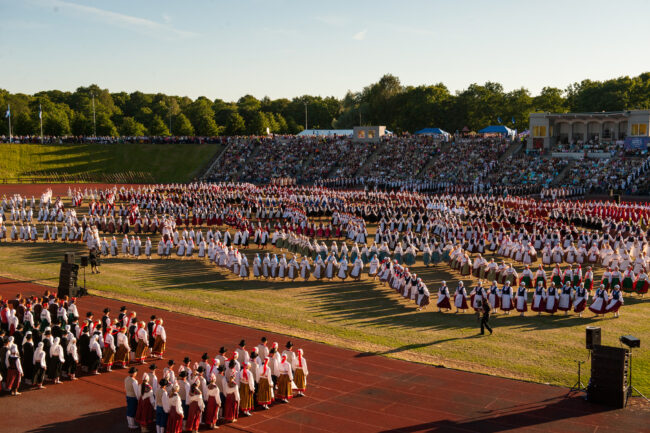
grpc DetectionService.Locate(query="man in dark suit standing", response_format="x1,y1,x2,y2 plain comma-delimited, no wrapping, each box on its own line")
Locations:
479,299,493,335
147,315,156,351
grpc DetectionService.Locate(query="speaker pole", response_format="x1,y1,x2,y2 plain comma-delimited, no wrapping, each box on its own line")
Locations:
567,353,589,396
626,349,649,406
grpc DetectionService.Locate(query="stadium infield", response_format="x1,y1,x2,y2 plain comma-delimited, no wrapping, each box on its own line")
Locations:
1,277,649,433
1,183,650,397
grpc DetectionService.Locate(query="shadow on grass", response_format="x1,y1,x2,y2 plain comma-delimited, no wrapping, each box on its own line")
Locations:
4,242,649,333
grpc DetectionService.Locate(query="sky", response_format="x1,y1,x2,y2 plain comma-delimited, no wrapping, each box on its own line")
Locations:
1,0,649,101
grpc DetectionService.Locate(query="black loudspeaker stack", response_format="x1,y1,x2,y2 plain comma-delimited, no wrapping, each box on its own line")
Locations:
588,345,629,408
585,326,601,349
64,252,76,264
80,255,89,267
57,253,80,298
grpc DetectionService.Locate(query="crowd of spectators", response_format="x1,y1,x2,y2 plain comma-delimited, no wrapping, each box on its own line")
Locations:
360,136,441,181
562,156,650,194
207,136,379,184
419,138,508,186
5,132,650,196
487,154,569,187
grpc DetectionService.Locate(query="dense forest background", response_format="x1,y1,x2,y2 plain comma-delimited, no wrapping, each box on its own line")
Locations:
1,73,649,137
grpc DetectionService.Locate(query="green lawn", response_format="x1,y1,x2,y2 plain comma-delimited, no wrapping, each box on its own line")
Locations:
0,143,222,183
1,237,648,396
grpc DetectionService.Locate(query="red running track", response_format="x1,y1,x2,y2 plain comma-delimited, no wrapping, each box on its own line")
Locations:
1,277,649,433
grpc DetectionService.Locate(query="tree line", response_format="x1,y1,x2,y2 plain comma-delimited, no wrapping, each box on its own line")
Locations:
1,72,649,137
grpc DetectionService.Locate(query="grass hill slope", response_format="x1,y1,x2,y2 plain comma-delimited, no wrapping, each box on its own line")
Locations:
0,143,222,183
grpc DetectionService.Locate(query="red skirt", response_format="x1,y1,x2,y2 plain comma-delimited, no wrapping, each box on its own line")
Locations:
186,401,202,432
166,407,183,433
135,398,155,427
606,300,622,313
223,393,239,421
573,298,587,313
437,297,451,309
5,369,21,391
470,294,478,311
204,395,220,426
589,300,607,315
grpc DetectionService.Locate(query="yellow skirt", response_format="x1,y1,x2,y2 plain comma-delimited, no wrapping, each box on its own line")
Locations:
114,344,129,366
135,340,148,361
276,374,292,400
294,368,306,392
102,348,115,366
152,336,166,356
257,377,273,405
239,382,255,411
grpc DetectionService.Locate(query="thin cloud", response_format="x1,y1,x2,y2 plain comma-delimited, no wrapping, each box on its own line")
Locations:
316,15,347,27
389,24,434,36
33,0,196,39
353,29,367,41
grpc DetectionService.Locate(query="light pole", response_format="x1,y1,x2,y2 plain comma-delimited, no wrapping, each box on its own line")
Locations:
304,102,308,131
39,103,43,144
168,97,173,136
91,92,97,137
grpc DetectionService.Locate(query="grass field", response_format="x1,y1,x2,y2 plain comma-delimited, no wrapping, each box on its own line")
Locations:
1,227,648,396
0,143,222,183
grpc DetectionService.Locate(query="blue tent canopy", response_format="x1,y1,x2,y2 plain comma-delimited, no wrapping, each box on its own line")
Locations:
478,125,513,134
415,127,448,135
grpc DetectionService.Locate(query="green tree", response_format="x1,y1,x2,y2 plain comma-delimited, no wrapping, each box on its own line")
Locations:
149,115,170,136
30,96,72,136
225,111,245,135
173,113,195,136
503,88,533,130
187,98,221,136
246,111,266,135
120,117,147,136
274,113,289,134
95,111,118,136
71,112,91,135
533,87,567,113
14,112,35,135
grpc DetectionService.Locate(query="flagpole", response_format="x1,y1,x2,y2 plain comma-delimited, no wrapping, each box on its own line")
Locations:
91,93,96,137
40,104,44,144
7,104,11,143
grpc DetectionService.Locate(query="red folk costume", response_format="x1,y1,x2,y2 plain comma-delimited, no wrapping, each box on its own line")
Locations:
166,390,184,433
222,373,240,422
135,382,155,430
204,378,221,427
186,386,205,432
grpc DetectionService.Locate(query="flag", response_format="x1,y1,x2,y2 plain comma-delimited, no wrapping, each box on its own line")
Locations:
497,116,502,124
39,105,42,119
4,105,9,119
